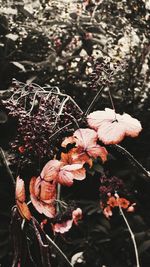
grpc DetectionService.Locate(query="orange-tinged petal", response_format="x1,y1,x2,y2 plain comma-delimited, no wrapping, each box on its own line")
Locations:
17,201,31,221
118,198,130,209
16,176,31,220
107,196,118,208
87,145,108,162
61,148,92,166
16,176,26,203
30,176,56,218
29,176,38,196
40,180,57,202
61,136,75,147
61,152,73,165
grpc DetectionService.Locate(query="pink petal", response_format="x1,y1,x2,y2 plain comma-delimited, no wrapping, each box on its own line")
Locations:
58,170,74,186
73,128,98,149
103,206,112,218
53,220,73,233
87,144,108,162
61,163,84,172
121,113,142,137
87,108,116,130
16,176,26,202
30,195,44,214
72,208,82,225
98,121,126,144
58,164,86,186
41,160,62,181
40,203,56,218
30,196,55,218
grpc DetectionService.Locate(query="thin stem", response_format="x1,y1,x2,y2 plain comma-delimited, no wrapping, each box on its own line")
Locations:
83,85,105,117
46,234,73,267
65,113,80,129
115,193,140,267
49,122,72,141
108,88,117,120
56,183,61,213
112,144,150,179
108,88,116,112
0,147,15,187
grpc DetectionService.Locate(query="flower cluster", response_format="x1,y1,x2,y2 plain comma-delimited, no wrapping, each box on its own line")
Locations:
99,175,135,219
102,194,136,219
3,81,82,165
15,104,142,234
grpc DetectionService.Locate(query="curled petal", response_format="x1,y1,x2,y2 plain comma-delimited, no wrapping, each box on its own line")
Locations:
16,176,31,220
30,195,56,218
73,128,98,149
121,113,142,137
41,160,62,181
61,136,75,147
40,180,57,202
34,176,42,197
61,148,92,166
30,177,56,218
29,176,37,196
52,220,73,234
87,145,108,162
30,195,44,214
58,164,86,186
16,176,25,202
103,206,112,219
16,201,31,221
72,208,82,225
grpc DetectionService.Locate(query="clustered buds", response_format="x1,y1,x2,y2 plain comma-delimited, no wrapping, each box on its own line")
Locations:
3,80,82,165
99,176,136,218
